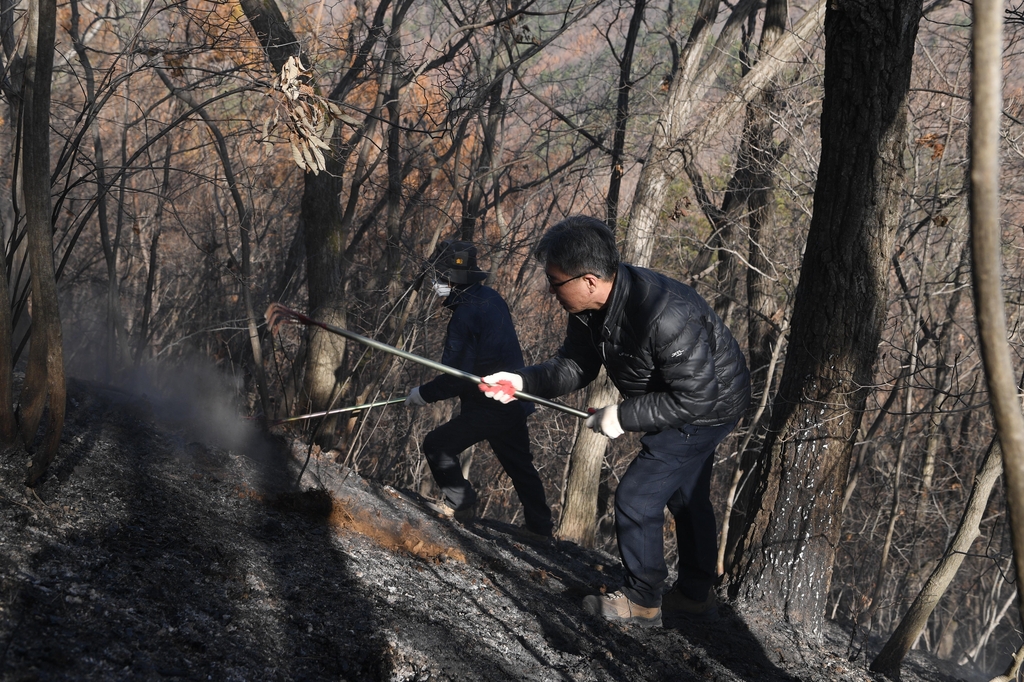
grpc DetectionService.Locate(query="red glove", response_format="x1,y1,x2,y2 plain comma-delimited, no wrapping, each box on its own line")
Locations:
478,372,523,403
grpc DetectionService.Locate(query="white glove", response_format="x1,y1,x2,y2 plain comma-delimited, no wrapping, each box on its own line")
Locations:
405,386,427,407
478,372,523,404
585,405,624,439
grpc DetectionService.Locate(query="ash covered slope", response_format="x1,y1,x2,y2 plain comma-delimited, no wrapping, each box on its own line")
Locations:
0,379,983,682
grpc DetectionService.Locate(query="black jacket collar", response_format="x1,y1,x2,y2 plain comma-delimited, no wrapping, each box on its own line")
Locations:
443,282,482,310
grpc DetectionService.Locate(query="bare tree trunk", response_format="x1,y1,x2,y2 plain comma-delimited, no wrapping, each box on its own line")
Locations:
870,437,1004,676
0,2,16,442
20,0,65,486
558,0,821,546
156,70,272,419
70,0,120,379
605,0,647,229
238,0,349,418
381,2,410,285
692,0,826,148
556,367,618,545
557,0,757,545
701,0,790,568
556,0,648,546
726,0,922,638
966,0,1024,634
134,141,173,369
626,0,753,266
744,0,789,394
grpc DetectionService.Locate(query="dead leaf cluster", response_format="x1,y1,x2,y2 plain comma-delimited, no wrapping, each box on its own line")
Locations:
262,55,355,175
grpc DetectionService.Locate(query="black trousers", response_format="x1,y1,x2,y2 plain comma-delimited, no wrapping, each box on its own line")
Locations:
615,420,737,608
422,404,552,534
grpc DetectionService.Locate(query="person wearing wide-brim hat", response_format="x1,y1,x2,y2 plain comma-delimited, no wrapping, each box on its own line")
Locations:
404,239,553,539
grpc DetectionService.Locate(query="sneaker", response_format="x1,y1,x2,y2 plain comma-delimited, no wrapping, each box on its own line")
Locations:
582,591,662,628
423,498,476,522
662,588,719,621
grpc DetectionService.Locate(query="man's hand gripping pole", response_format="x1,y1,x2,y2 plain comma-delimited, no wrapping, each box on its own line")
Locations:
266,303,590,419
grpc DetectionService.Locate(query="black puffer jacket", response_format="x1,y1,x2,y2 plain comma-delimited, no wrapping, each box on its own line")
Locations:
520,264,750,432
419,283,533,416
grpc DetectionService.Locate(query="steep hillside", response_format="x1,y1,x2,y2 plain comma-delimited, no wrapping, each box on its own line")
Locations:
0,379,987,681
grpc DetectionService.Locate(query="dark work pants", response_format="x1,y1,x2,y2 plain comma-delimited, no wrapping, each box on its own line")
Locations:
615,420,737,609
422,405,553,535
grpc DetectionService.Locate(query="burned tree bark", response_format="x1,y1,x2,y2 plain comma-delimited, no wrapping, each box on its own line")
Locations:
726,0,922,639
19,0,65,485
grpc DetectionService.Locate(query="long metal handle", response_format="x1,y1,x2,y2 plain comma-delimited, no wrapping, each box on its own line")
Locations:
270,397,407,425
266,303,590,419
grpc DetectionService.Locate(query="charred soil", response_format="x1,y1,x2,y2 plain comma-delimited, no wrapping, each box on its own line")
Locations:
0,379,988,681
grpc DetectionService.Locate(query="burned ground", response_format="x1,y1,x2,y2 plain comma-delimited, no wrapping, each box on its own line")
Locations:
0,379,989,681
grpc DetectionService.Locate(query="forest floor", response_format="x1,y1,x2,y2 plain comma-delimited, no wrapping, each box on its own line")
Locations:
0,377,993,682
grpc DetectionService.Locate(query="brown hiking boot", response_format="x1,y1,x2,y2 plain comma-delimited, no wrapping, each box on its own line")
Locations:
582,591,662,628
423,498,476,522
662,588,719,621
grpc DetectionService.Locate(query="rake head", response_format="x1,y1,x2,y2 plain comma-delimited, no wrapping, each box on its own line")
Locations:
265,302,309,333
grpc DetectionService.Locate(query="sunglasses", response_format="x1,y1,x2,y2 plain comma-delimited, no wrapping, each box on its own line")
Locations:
546,272,588,288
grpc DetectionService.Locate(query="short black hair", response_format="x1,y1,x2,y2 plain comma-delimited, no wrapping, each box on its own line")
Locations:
533,215,620,279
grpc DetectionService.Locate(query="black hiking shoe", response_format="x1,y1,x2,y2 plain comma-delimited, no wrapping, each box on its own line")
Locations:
662,588,719,621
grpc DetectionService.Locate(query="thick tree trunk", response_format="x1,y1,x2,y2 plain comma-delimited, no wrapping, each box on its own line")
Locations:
20,0,65,485
301,169,348,413
238,0,349,415
726,0,922,639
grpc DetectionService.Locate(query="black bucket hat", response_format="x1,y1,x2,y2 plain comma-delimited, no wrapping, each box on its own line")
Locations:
429,239,488,285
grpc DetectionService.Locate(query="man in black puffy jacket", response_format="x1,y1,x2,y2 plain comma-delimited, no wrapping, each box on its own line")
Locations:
481,216,750,626
405,240,553,539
